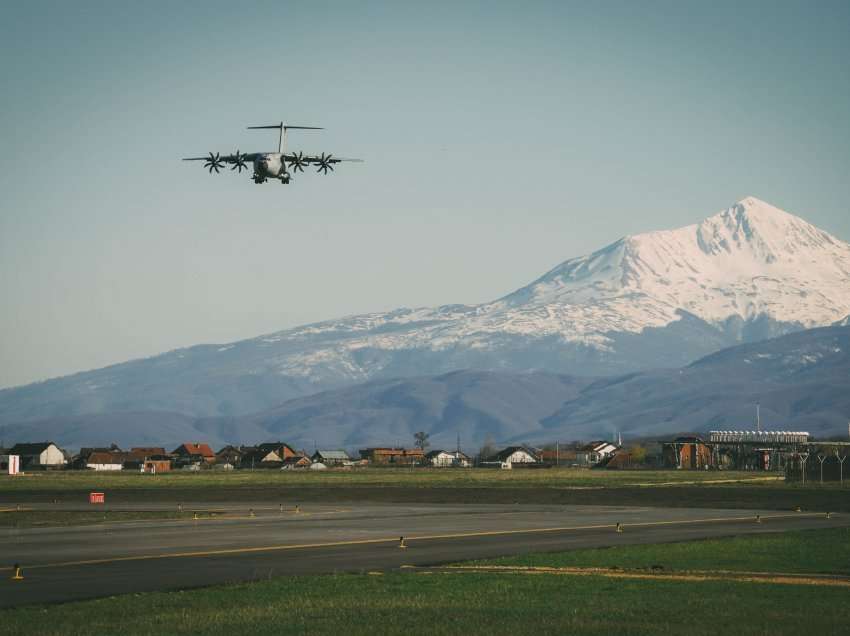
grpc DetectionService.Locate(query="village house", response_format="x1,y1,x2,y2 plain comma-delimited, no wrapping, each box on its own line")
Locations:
70,446,121,469
239,447,283,468
281,455,312,469
424,449,472,468
172,442,216,466
359,447,425,465
9,442,67,469
257,442,299,460
215,445,245,466
540,447,579,465
142,457,172,473
311,450,351,466
576,441,620,466
85,451,127,471
598,449,633,469
484,446,541,468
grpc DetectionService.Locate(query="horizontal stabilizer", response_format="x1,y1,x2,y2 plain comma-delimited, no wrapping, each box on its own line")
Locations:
247,124,323,130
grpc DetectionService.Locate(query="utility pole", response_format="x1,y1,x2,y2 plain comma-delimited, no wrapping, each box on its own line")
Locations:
756,401,761,433
556,441,559,467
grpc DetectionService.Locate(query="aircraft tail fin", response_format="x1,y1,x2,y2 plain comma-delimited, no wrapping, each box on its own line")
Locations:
247,122,324,152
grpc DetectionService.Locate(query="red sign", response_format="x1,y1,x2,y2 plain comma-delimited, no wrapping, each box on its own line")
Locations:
89,492,105,504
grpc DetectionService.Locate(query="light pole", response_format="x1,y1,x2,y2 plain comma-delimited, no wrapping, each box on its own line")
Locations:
799,452,809,485
837,450,847,486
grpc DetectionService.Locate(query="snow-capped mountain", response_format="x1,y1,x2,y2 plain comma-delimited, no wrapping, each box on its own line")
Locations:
251,196,850,376
2,196,849,422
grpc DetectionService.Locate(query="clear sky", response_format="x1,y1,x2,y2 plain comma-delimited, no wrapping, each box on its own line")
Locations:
1,0,849,389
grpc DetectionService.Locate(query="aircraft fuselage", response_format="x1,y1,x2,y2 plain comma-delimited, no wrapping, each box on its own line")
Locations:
254,153,289,180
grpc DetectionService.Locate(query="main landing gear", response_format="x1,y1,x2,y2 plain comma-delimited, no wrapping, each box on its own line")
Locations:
253,175,267,184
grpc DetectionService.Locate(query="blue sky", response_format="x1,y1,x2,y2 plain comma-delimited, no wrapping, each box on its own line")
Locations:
1,0,849,388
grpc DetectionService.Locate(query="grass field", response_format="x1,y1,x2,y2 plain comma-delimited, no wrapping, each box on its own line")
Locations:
471,526,850,575
3,528,848,635
4,468,848,512
0,467,791,492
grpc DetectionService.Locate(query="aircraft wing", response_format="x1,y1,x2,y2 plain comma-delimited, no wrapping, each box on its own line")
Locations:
182,153,261,163
282,153,363,164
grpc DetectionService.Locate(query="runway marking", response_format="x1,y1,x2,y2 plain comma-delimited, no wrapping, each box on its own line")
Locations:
0,507,351,527
425,565,850,588
0,511,834,573
622,476,782,487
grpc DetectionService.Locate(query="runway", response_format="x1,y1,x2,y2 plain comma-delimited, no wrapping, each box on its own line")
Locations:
2,502,846,608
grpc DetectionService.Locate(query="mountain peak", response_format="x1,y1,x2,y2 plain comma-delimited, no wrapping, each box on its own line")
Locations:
500,196,850,329
696,197,837,263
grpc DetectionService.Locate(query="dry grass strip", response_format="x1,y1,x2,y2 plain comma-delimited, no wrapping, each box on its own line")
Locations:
425,565,850,588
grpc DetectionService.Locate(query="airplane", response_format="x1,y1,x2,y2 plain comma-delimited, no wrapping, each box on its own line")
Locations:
183,122,362,185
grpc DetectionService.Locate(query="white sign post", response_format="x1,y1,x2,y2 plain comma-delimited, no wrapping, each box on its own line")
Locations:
8,455,20,475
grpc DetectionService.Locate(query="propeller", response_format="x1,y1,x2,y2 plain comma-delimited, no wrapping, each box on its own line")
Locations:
203,152,225,174
230,150,248,173
288,151,307,173
316,152,334,174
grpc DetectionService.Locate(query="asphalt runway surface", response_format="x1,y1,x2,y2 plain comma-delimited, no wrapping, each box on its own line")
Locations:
2,502,847,608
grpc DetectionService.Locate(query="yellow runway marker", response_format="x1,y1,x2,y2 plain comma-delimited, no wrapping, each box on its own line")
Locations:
0,512,834,574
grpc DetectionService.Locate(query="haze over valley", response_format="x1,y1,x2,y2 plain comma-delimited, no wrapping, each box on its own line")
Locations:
2,197,849,449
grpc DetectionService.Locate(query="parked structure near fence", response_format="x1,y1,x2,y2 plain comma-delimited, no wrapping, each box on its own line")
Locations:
661,436,714,470
708,431,810,471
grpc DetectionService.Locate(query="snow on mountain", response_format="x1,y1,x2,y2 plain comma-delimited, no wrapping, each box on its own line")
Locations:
258,196,850,374
495,196,850,333
2,196,848,421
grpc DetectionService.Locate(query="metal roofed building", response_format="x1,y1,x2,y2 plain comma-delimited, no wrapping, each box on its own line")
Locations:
311,450,351,465
709,431,810,444
706,431,811,471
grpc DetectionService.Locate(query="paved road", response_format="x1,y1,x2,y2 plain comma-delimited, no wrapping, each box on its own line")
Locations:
1,502,845,607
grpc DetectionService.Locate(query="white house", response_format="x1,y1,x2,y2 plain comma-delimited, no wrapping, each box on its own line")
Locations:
576,441,620,466
483,446,540,469
425,450,472,467
85,451,125,471
9,442,66,469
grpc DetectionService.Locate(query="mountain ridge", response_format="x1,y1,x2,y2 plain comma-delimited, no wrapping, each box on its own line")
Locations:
3,324,848,450
2,196,848,422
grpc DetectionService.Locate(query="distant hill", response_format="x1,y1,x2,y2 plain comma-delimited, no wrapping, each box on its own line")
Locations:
3,325,848,451
2,196,850,423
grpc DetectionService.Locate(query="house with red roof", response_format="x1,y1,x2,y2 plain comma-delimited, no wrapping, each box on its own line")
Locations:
172,442,216,465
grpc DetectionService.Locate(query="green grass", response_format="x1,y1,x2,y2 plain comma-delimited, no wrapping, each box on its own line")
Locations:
470,526,850,575
0,510,221,528
0,467,785,492
3,528,849,635
3,564,847,635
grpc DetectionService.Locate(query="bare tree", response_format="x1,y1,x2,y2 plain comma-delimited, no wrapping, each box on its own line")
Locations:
479,435,496,462
413,431,430,451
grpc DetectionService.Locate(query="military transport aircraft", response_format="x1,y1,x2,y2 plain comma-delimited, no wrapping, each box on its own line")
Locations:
183,122,362,184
